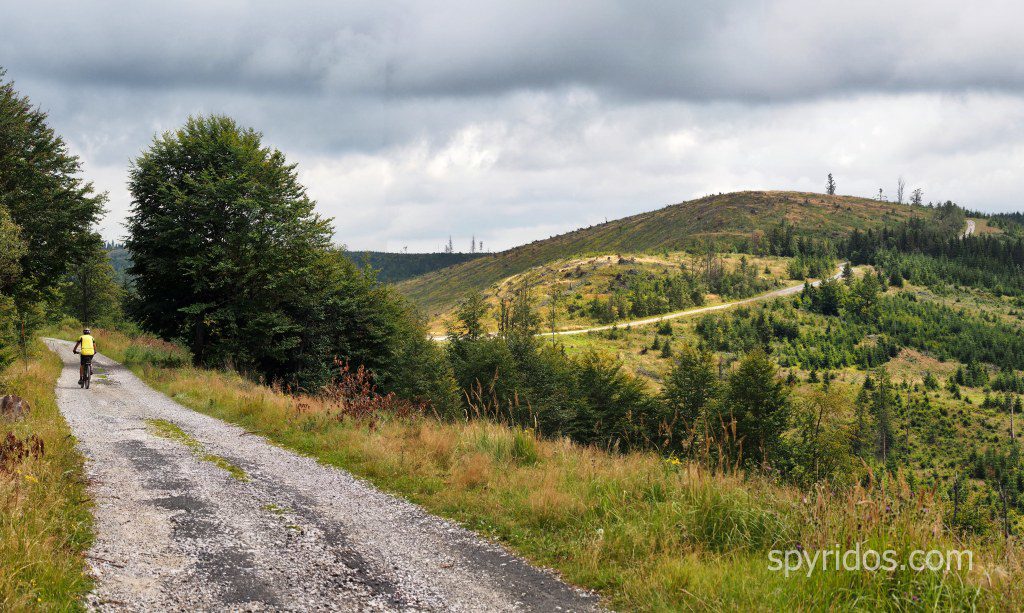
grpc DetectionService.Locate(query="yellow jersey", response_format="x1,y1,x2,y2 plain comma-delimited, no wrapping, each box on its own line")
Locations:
79,335,95,356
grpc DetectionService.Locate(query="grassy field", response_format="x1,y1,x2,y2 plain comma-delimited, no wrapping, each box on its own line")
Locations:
50,325,1024,610
399,191,924,316
0,341,93,611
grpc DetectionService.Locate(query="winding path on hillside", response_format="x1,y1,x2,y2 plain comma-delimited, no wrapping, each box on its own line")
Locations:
544,265,847,337
431,265,847,342
964,219,976,238
44,339,600,612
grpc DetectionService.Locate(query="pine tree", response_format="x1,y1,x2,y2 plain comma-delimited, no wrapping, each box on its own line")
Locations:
60,238,123,326
452,293,488,339
662,345,718,447
724,349,790,466
660,338,673,358
826,173,836,195
851,384,873,458
872,369,897,462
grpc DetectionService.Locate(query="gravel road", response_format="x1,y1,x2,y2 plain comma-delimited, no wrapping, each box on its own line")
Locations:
45,339,601,612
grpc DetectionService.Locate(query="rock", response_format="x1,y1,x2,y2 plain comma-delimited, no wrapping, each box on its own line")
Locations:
0,394,30,420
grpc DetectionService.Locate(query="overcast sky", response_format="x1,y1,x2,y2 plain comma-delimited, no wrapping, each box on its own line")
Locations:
4,1,1024,252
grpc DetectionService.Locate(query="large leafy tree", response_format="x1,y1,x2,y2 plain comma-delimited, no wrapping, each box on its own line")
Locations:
0,69,106,299
126,115,457,404
0,68,106,363
127,115,333,371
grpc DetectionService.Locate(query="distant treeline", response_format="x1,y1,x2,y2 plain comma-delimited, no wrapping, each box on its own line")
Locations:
104,245,486,286
344,251,487,283
104,243,132,282
843,202,1024,297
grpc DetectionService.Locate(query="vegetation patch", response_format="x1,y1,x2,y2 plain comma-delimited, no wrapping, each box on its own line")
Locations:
146,418,248,481
0,342,93,610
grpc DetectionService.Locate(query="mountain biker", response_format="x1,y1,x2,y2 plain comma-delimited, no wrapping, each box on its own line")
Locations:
72,329,97,385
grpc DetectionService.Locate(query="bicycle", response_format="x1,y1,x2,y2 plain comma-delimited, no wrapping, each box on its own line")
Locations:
74,349,93,389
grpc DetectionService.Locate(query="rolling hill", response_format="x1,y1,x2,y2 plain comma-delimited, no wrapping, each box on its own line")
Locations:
397,190,924,315
343,251,486,283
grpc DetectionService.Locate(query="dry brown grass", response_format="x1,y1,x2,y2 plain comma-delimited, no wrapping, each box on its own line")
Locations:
884,347,959,383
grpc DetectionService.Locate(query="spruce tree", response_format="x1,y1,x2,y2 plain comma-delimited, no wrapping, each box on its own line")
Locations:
663,345,718,441
724,349,790,466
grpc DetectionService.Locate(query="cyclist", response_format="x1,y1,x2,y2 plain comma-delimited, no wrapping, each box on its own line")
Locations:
72,328,97,386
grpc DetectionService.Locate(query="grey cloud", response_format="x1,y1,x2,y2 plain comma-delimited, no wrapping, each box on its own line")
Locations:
4,1,1024,251
6,1,1024,103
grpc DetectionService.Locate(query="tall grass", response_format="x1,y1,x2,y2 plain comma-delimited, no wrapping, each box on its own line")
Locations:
0,341,93,610
54,326,1024,610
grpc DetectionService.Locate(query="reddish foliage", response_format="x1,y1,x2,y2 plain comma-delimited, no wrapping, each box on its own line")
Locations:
0,432,45,473
320,360,423,427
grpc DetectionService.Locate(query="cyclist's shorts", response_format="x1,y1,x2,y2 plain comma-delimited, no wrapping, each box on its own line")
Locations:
80,354,93,366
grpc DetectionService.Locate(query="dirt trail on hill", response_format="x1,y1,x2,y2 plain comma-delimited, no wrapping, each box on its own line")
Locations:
44,339,600,612
964,219,976,238
431,265,847,341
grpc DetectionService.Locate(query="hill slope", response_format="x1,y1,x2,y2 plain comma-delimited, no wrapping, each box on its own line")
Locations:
398,191,922,315
343,251,486,283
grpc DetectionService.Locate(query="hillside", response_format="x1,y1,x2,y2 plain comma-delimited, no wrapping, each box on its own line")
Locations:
343,250,486,283
422,251,799,335
106,245,132,282
398,191,923,315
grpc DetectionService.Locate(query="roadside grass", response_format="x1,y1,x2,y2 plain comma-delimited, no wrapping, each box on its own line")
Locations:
49,325,1024,610
0,341,93,611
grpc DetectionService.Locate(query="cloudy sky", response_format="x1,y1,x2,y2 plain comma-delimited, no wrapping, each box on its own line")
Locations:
4,1,1024,251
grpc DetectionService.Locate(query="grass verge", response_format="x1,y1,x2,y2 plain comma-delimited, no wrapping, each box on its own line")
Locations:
0,340,93,610
50,325,1024,611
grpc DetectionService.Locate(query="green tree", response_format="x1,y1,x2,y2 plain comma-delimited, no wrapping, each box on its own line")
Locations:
847,272,881,319
0,69,106,360
0,206,26,364
60,238,123,327
126,115,456,407
723,349,790,466
0,70,106,293
660,338,673,358
872,369,897,462
574,351,662,451
127,115,333,371
451,293,489,340
807,277,844,316
850,383,873,458
790,387,855,486
662,345,718,449
0,206,25,292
